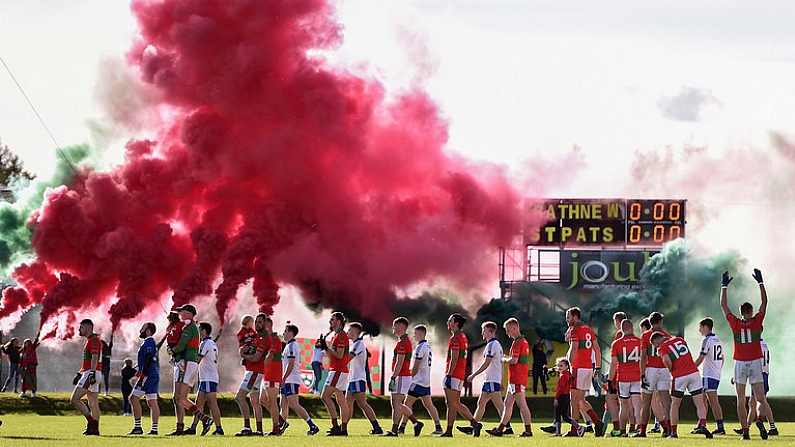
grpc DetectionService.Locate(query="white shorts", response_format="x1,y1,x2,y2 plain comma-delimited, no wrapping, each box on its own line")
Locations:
391,376,412,395
443,376,463,391
672,372,702,394
618,381,641,398
507,383,526,394
76,370,103,393
239,371,262,393
262,380,281,390
325,370,348,390
174,361,199,385
574,368,593,391
643,367,671,394
734,359,764,385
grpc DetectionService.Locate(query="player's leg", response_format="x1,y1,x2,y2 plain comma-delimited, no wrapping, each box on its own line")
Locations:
668,395,682,436
473,391,489,421
334,387,350,431
320,382,339,424
735,382,749,430
443,386,458,435
489,391,506,421
205,391,222,434
513,388,533,434
250,390,263,433
619,397,630,433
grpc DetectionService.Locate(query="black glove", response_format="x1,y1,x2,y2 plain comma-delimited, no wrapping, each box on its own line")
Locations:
722,271,733,287
752,268,764,284
73,373,81,385
317,335,328,350
88,371,96,385
641,375,649,390
607,379,617,395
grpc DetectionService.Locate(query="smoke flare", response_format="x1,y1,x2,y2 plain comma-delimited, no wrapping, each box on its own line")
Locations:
1,0,535,336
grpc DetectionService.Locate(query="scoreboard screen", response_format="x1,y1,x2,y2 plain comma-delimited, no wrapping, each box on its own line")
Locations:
626,199,685,245
526,198,685,247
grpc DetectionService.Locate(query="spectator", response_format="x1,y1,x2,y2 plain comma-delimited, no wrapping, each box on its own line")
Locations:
532,340,548,395
121,358,136,416
1,338,21,393
311,337,326,394
19,332,40,398
101,336,113,396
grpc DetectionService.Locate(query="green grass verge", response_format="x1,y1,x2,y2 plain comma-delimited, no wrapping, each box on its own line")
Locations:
0,415,792,446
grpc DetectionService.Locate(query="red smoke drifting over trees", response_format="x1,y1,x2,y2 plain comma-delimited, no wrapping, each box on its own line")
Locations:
0,0,534,336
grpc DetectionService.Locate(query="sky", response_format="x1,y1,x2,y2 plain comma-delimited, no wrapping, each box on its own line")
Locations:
2,0,795,391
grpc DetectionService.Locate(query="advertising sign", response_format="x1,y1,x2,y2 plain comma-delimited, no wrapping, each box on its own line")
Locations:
559,250,658,291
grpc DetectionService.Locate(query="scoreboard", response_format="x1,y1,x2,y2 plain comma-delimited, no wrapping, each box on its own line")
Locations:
527,198,685,247
626,200,684,245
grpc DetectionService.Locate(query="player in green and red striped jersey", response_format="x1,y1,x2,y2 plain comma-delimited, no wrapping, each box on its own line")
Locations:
439,313,478,437
71,319,103,436
168,304,213,436
608,319,642,436
565,307,605,437
720,269,771,440
652,332,712,439
321,312,351,436
486,318,533,437
383,317,422,436
260,317,287,435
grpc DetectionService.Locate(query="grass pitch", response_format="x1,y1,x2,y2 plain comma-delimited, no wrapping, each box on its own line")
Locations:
0,415,791,446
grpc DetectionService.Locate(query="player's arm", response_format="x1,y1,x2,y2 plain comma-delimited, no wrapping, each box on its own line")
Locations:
326,339,345,360
410,358,420,376
447,349,459,376
262,346,274,367
172,328,190,354
283,355,295,383
695,338,708,367
661,352,673,372
593,339,602,369
90,340,100,372
567,339,578,366
720,271,733,317
752,268,768,315
608,354,618,383
392,352,406,380
468,355,492,381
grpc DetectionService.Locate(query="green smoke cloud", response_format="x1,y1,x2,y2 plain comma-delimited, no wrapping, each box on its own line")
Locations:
0,144,90,275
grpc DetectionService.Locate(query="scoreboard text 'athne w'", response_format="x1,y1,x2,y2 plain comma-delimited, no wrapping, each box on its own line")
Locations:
525,199,686,247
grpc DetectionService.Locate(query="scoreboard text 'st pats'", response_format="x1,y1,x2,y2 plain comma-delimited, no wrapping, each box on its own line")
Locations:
526,199,686,247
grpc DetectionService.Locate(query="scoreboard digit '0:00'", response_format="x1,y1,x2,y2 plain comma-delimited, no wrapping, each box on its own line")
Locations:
526,198,686,247
626,199,685,245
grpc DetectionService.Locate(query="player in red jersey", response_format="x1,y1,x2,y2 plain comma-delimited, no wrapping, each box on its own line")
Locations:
259,317,287,435
384,317,422,436
608,319,642,436
439,313,478,437
565,307,605,437
486,318,533,437
234,313,271,436
720,269,771,440
635,312,672,437
71,319,103,436
603,311,626,436
651,333,712,439
321,312,351,436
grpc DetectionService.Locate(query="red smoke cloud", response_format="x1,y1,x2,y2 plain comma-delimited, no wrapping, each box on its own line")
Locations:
1,0,533,335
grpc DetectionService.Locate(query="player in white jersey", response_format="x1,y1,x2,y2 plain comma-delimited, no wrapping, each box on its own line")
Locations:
743,339,778,436
694,317,725,435
458,321,510,436
279,322,320,435
401,325,443,434
342,322,383,434
187,321,223,435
